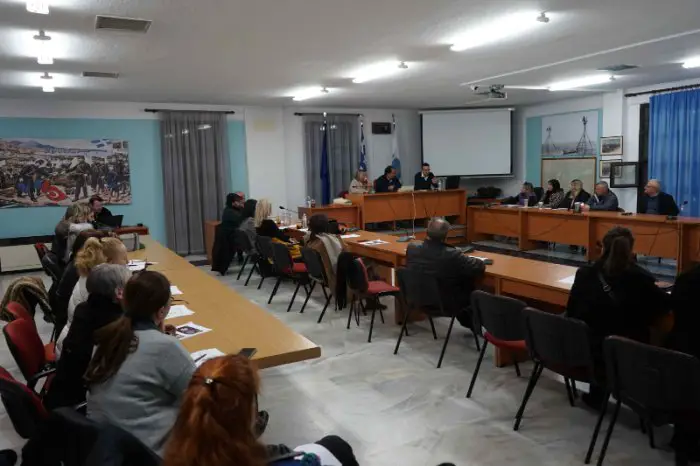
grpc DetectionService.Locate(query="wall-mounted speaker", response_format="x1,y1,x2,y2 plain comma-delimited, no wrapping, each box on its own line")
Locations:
371,122,392,134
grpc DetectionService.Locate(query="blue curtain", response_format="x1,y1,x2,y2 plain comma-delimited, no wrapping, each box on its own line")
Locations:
649,89,700,217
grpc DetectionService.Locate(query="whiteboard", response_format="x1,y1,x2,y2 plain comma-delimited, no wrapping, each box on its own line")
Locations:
541,157,597,193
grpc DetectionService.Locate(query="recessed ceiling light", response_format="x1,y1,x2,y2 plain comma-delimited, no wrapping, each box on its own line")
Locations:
536,12,550,23
351,61,408,84
26,0,49,14
40,72,52,80
682,57,700,69
42,85,55,93
292,87,330,101
548,74,614,91
33,30,53,65
450,11,547,52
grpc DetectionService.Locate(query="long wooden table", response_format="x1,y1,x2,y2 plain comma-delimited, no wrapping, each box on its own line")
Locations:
298,204,361,227
467,205,700,272
130,237,320,369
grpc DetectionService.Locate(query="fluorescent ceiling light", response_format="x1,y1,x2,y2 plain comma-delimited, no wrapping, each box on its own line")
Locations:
682,57,700,69
548,74,613,91
42,85,55,92
351,61,407,84
34,30,53,65
292,87,329,101
197,124,212,130
450,11,546,52
27,0,49,14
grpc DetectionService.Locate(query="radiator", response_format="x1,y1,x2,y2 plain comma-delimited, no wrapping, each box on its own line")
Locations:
0,244,49,273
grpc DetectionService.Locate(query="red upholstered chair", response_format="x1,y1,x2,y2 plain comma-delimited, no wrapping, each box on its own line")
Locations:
0,366,50,439
466,290,528,398
270,242,309,312
346,257,400,342
34,243,48,262
5,301,34,324
3,318,56,392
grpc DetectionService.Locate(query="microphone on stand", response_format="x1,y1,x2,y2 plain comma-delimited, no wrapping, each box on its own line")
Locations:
279,206,299,214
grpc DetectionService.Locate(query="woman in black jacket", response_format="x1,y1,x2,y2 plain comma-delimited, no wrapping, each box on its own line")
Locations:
561,179,591,209
44,263,131,409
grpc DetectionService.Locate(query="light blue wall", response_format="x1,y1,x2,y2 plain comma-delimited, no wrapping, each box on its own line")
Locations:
0,117,247,243
525,109,604,186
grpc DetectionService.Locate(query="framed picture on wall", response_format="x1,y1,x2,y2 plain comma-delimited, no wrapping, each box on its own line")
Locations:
600,158,623,178
610,162,639,188
600,136,623,156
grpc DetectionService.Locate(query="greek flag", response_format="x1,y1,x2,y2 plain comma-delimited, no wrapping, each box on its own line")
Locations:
391,114,401,179
359,119,367,171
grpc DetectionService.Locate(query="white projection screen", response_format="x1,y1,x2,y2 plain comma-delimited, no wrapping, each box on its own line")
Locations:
421,109,513,177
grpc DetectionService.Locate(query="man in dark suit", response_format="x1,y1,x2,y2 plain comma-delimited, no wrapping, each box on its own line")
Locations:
89,196,113,226
582,181,619,212
374,166,402,193
639,179,679,216
406,218,485,328
414,162,438,191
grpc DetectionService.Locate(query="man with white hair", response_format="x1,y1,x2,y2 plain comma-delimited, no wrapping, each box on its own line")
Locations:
582,181,619,212
639,179,679,216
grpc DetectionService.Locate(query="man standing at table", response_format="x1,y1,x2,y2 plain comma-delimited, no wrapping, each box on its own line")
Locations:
414,162,438,191
638,179,679,216
375,166,402,193
406,218,485,330
582,181,619,212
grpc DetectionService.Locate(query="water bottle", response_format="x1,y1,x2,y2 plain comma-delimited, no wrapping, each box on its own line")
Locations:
302,213,308,229
305,196,311,208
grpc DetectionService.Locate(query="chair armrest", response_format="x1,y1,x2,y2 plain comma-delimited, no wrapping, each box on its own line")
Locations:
28,366,56,392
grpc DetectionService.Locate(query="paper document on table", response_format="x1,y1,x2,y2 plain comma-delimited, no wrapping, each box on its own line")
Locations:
166,304,195,320
558,275,576,285
341,234,361,239
175,322,211,340
469,256,491,262
170,285,183,296
191,348,225,367
359,239,389,246
127,260,147,272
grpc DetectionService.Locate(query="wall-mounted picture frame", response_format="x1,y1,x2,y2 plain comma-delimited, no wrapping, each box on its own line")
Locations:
610,162,640,188
600,136,623,156
600,157,622,178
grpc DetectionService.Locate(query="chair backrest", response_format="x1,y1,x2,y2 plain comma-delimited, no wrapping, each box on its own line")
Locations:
346,258,369,293
301,247,327,284
3,318,46,382
5,302,34,324
86,420,161,466
234,229,255,253
534,187,544,202
41,251,63,283
523,307,595,379
34,243,48,261
256,236,275,263
397,268,444,313
470,290,526,341
270,242,294,274
604,336,700,412
0,366,48,439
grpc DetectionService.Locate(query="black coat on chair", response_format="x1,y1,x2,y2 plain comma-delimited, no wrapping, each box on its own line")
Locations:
211,223,237,275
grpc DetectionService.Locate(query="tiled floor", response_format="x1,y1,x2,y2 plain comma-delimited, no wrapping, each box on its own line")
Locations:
0,262,679,465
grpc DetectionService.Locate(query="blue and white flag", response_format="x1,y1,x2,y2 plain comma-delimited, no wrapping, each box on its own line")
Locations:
391,114,401,179
359,119,367,171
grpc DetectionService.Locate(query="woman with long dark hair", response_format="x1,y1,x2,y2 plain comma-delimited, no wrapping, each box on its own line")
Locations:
86,271,195,457
542,179,565,208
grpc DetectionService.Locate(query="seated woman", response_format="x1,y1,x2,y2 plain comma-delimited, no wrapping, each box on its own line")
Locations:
255,198,301,259
163,355,358,466
85,271,195,458
348,169,370,194
503,182,538,207
542,179,565,208
562,179,591,209
44,264,131,409
56,236,128,356
65,203,96,263
305,214,345,291
566,227,671,405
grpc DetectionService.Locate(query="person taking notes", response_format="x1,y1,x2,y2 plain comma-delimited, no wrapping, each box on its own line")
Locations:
414,162,438,191
374,166,401,193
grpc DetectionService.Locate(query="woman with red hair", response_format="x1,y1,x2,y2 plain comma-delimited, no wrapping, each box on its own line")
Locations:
163,355,358,466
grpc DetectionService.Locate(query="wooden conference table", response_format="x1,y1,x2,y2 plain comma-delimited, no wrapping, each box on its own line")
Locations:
467,205,700,273
129,237,320,369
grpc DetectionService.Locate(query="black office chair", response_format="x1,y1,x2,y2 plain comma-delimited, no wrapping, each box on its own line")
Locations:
588,336,700,466
299,247,334,322
254,236,277,292
467,291,527,398
269,242,309,311
394,268,480,368
234,230,258,282
514,308,597,437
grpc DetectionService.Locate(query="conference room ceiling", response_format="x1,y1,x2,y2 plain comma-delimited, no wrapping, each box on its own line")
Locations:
1,0,700,108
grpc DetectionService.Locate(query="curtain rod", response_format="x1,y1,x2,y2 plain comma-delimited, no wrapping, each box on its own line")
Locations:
294,112,362,117
625,83,700,98
144,108,236,114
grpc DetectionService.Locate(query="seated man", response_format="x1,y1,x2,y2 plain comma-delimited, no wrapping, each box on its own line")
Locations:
374,166,402,193
639,179,679,216
503,182,538,207
583,181,619,212
406,218,485,328
414,162,437,191
89,196,113,226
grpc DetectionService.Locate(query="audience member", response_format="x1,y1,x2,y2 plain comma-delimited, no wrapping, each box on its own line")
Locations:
667,263,700,358
348,169,370,194
65,203,95,263
374,166,401,193
562,179,591,209
85,271,195,457
163,355,359,466
566,227,671,406
52,204,80,267
414,162,438,191
306,214,345,290
583,181,619,211
222,192,245,234
542,179,565,208
89,195,113,226
406,218,485,329
44,264,131,409
639,179,680,216
56,236,128,357
504,182,538,207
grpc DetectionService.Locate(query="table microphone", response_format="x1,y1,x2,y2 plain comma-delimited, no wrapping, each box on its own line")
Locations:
667,200,688,220
279,206,299,214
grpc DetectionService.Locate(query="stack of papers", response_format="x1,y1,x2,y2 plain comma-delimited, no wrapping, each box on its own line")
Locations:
127,260,147,272
191,348,225,367
558,275,576,285
341,234,361,239
175,322,212,340
359,239,389,246
166,304,195,320
469,256,491,262
170,285,183,296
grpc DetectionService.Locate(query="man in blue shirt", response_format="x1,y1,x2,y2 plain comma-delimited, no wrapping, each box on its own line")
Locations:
638,179,679,216
583,181,619,212
374,166,402,193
